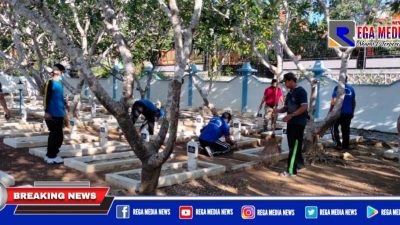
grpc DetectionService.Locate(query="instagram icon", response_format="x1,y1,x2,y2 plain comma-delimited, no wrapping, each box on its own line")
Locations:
241,205,256,219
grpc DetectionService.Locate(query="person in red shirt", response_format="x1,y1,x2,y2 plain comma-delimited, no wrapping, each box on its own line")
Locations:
258,79,283,131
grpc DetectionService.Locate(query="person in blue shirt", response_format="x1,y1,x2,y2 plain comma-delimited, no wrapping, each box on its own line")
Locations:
131,99,165,135
199,112,236,157
329,76,356,150
44,63,68,164
275,73,308,177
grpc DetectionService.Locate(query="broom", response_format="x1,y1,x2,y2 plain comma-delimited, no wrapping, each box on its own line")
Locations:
261,79,282,163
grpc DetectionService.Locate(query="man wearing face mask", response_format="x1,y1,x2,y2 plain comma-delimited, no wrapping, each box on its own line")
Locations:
43,63,68,164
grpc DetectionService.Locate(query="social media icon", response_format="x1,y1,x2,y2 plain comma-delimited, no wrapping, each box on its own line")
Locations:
367,206,379,219
305,206,318,219
241,205,255,219
116,205,130,219
179,206,193,219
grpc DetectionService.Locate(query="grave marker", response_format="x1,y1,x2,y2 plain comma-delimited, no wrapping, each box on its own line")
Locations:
187,139,198,170
233,119,241,140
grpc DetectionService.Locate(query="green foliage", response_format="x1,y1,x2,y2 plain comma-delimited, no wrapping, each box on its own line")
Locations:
223,66,234,76
92,66,110,78
124,0,174,65
392,0,400,12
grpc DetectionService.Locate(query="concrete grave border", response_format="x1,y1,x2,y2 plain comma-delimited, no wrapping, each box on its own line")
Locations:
64,151,140,173
383,147,400,160
105,160,225,192
3,134,98,148
29,141,131,158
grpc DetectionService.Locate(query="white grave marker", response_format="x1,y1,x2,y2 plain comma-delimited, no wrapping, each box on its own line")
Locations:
195,115,204,135
232,119,241,140
100,120,108,146
91,103,96,118
69,117,77,139
281,123,289,153
257,112,263,129
187,139,198,170
141,127,150,142
21,108,27,124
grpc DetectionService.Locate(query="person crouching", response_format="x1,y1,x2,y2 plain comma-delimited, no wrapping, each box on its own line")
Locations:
199,112,236,157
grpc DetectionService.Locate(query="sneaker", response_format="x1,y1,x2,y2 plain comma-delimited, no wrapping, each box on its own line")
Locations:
44,156,55,164
53,156,64,164
279,171,297,177
204,146,214,158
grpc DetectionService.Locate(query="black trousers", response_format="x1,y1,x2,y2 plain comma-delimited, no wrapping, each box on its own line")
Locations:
332,113,353,149
199,139,231,156
286,124,305,175
46,117,64,158
131,102,155,135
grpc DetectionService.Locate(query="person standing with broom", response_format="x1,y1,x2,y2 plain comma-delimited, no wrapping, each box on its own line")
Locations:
275,73,308,177
258,79,283,132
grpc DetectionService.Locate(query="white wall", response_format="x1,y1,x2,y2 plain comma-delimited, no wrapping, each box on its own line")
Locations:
297,78,400,133
283,57,400,71
1,72,398,133
283,59,358,70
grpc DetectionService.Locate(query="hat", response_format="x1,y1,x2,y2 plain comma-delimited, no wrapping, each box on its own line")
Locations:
52,63,65,72
221,112,232,122
282,72,297,82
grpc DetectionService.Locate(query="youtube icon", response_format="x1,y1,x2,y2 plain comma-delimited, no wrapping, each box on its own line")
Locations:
179,206,193,219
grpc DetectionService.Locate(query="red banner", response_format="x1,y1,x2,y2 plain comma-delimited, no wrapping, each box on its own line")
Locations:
6,187,109,205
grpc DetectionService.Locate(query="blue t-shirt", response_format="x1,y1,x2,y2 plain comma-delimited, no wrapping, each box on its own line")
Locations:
138,99,158,113
332,84,355,114
44,80,65,117
199,116,230,142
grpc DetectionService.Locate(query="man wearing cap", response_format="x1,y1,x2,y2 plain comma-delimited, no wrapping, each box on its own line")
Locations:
275,72,308,177
43,63,68,164
0,81,10,120
199,112,236,157
329,76,356,150
131,99,165,135
258,78,283,131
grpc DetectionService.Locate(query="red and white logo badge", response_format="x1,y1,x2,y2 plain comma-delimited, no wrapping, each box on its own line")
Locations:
179,206,193,219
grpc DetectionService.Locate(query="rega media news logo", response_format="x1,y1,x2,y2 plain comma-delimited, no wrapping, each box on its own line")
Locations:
329,19,400,48
328,20,356,47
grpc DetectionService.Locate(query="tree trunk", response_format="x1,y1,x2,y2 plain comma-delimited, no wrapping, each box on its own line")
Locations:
192,76,217,116
71,78,85,118
397,114,400,134
303,121,323,163
303,52,351,161
140,90,146,99
139,162,162,195
308,80,318,121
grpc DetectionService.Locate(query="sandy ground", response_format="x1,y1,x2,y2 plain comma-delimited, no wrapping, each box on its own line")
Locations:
1,124,399,196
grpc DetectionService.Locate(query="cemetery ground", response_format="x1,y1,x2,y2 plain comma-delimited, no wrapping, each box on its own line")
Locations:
1,111,399,196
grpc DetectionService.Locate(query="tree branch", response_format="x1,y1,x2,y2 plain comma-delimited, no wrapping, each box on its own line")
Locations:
99,0,136,104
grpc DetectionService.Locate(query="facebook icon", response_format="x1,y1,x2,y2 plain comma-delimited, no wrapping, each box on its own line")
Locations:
116,205,130,219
